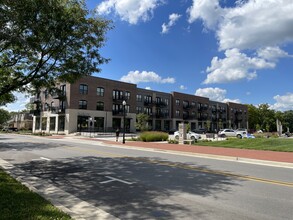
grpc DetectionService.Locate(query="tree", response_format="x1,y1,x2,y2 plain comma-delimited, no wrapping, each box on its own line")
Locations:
0,108,10,126
135,114,150,131
283,110,293,132
0,0,112,105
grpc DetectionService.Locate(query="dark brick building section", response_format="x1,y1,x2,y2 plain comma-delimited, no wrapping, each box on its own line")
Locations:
31,76,248,134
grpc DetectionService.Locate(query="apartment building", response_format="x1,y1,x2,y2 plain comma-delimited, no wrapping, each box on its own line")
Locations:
32,75,248,134
136,88,172,131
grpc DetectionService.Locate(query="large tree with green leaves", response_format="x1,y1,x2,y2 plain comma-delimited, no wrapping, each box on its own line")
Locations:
0,0,111,105
0,108,10,126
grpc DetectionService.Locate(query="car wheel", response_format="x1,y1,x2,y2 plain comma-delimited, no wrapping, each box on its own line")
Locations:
237,134,242,139
191,136,196,141
175,135,179,140
221,134,226,138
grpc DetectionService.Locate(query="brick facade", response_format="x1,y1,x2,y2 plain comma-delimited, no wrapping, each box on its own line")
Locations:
32,76,248,134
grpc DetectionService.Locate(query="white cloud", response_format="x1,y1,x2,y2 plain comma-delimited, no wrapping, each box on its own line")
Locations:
188,0,293,84
195,87,240,103
257,47,292,61
187,0,224,30
120,70,175,84
145,87,152,90
96,0,165,24
217,0,293,50
161,13,181,34
180,85,187,90
270,93,293,111
204,48,275,84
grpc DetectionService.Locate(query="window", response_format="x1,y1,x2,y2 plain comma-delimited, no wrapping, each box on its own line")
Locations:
136,94,142,102
136,106,143,114
113,90,123,100
125,105,130,113
191,101,196,107
183,100,189,108
192,111,196,118
79,100,87,109
97,87,104,96
144,107,152,115
144,95,152,103
156,97,162,104
79,84,88,94
125,91,130,100
96,101,104,111
176,110,180,117
176,99,180,106
112,104,122,115
164,109,169,117
165,98,169,106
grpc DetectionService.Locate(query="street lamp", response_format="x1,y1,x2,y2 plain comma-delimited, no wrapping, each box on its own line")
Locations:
122,100,126,144
89,117,93,138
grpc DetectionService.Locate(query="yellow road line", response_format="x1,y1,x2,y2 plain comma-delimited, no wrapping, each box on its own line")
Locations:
63,146,293,188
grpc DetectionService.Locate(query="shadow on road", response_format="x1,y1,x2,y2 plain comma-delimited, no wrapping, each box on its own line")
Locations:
0,141,62,152
16,156,240,219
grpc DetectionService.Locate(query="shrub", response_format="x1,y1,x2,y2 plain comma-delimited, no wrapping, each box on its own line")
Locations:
168,139,178,144
139,131,168,142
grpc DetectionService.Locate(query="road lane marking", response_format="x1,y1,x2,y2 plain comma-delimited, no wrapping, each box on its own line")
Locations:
32,157,51,161
62,145,293,188
100,176,134,185
40,157,51,161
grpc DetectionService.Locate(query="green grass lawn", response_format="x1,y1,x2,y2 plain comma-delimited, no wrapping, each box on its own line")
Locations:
0,169,71,220
197,138,293,152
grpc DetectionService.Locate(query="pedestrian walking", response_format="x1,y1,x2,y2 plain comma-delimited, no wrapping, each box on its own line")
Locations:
115,128,120,142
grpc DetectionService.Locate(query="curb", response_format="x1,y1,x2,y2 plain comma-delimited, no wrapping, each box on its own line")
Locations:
98,141,293,169
0,158,119,220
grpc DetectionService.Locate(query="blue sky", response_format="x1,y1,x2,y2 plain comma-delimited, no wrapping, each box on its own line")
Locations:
5,0,293,112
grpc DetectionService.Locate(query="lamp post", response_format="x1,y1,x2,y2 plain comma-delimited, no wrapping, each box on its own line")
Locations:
89,117,93,138
122,100,126,144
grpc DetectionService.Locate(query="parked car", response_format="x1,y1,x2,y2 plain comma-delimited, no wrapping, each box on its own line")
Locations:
174,131,201,141
2,127,18,132
218,129,237,138
218,129,247,138
168,129,177,135
192,128,207,134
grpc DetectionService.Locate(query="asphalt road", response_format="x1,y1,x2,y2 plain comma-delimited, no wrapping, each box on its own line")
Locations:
0,133,292,220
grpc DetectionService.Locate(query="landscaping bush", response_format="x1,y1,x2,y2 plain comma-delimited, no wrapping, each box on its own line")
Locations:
139,131,168,142
168,139,178,144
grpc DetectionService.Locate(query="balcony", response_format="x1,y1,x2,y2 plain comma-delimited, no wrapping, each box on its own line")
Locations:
155,101,167,107
112,110,124,116
183,105,192,110
51,107,66,114
29,110,41,116
112,96,125,102
155,113,169,118
144,101,154,106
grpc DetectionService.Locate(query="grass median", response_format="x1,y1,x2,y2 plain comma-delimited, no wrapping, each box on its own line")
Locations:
0,169,71,220
196,138,293,152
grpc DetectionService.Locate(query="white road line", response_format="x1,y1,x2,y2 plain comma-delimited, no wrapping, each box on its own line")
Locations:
32,157,51,161
40,157,51,161
100,176,133,185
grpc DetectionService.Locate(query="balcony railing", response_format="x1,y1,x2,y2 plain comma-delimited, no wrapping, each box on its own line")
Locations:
112,110,124,116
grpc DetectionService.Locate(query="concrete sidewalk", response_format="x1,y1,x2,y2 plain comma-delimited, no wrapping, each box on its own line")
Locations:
49,135,293,168
86,137,293,168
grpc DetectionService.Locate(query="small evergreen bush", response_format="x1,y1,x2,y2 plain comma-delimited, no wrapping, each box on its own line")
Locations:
139,131,168,142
